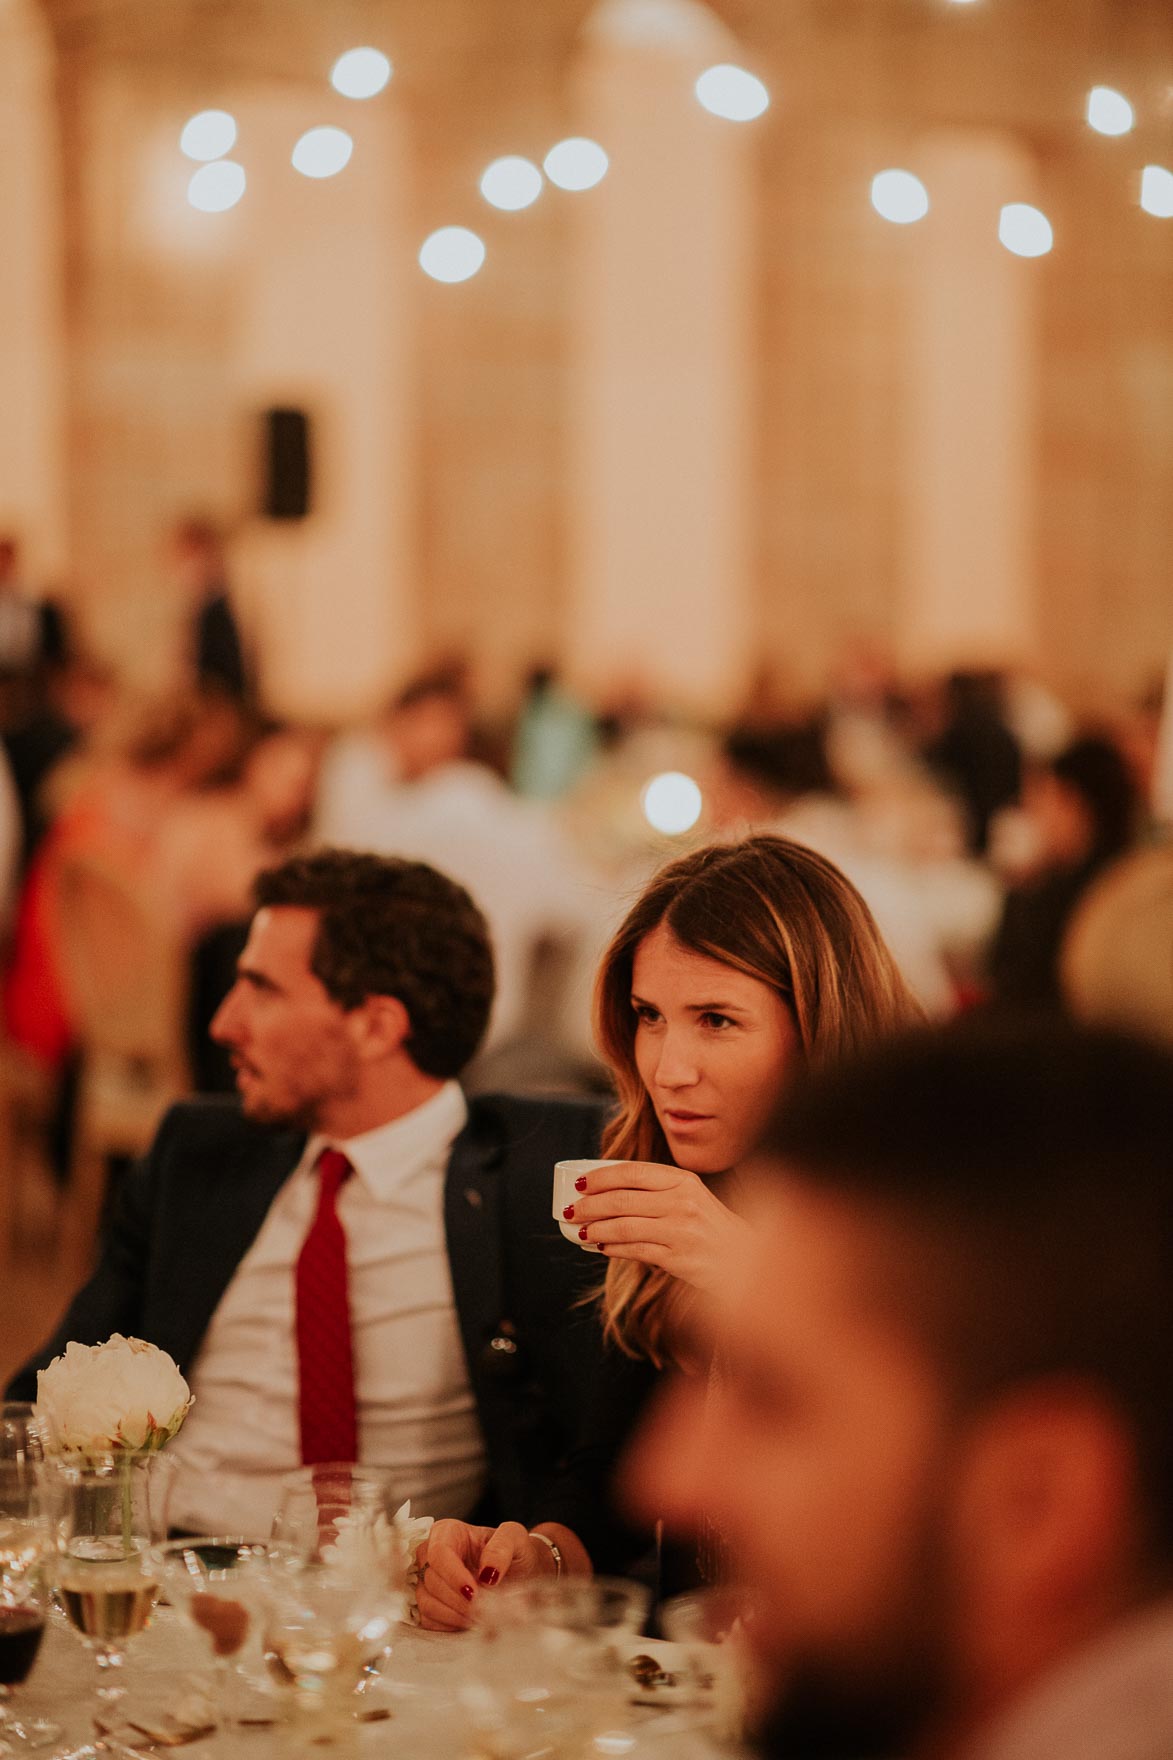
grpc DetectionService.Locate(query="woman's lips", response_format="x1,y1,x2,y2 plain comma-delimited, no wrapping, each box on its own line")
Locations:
663,1110,713,1128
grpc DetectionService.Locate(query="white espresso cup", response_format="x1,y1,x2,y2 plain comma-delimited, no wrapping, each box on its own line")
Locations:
552,1159,625,1253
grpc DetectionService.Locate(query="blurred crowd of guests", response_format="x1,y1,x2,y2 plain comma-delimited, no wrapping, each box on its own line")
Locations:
0,521,1170,1184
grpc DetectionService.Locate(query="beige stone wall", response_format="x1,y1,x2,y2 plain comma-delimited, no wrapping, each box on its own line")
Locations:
18,0,1173,713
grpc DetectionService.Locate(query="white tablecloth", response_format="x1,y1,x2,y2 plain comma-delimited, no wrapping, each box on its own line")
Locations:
18,1606,731,1758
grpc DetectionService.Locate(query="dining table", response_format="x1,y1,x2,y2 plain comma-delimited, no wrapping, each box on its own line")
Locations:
18,1601,735,1759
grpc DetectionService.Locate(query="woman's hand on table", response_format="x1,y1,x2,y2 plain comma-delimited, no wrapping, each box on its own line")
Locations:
564,1160,751,1293
416,1520,555,1632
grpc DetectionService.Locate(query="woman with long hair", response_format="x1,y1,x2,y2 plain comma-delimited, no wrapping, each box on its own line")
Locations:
416,834,920,1627
577,832,919,1368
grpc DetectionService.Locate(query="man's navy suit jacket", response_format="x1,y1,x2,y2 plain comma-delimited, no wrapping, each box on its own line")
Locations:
9,1093,653,1567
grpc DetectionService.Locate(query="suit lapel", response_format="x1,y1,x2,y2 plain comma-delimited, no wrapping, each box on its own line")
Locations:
165,1125,305,1373
443,1104,506,1385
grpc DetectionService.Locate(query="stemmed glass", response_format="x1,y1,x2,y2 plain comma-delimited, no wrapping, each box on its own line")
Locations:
0,1411,45,1472
154,1539,270,1727
463,1576,651,1760
43,1457,166,1733
270,1465,392,1574
0,1463,60,1754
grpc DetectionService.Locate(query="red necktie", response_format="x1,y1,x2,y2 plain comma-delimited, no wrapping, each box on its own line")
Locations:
296,1147,358,1466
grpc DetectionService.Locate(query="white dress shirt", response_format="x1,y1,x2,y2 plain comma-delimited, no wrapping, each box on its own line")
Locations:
168,1082,487,1538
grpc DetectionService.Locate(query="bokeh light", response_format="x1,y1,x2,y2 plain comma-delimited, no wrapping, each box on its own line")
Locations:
999,203,1054,257
871,169,930,224
419,227,486,283
1086,86,1134,136
642,773,703,836
180,110,237,162
543,138,609,192
695,65,770,123
330,48,392,100
292,127,354,180
480,156,543,212
1140,165,1173,218
186,161,246,212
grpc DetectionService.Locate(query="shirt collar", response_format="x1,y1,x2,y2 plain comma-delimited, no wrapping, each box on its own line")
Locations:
305,1081,468,1202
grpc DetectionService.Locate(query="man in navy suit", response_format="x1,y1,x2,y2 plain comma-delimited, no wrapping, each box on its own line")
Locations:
11,850,646,1612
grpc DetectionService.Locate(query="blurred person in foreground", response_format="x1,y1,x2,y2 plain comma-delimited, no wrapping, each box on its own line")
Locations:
628,1019,1173,1760
418,835,920,1625
8,849,644,1570
988,733,1140,1009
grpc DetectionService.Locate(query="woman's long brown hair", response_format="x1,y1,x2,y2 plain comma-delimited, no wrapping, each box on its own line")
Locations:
594,834,922,1366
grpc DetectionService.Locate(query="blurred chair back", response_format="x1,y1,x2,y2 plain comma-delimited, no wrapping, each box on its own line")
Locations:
53,852,189,1276
1062,844,1173,1049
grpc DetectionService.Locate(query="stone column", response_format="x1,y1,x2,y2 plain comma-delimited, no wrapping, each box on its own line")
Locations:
563,0,757,714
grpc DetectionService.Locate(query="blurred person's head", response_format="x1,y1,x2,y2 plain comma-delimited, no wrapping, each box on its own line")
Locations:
171,515,226,598
211,848,494,1136
629,1020,1173,1759
593,834,920,1364
1063,846,1173,1049
1028,733,1139,869
711,723,836,828
243,726,320,844
382,662,471,782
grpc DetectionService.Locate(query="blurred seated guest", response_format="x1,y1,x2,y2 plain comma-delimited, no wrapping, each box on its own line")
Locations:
1,655,118,865
1062,843,1173,1049
711,726,953,1014
0,534,69,694
628,1019,1173,1760
0,744,20,931
1,696,211,1075
988,733,1139,1009
8,850,646,1558
156,723,319,946
924,669,1023,857
315,663,604,1056
416,835,920,1626
510,665,599,801
171,515,251,704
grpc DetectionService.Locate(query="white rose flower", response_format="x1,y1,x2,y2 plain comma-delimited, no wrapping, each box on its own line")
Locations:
36,1335,193,1458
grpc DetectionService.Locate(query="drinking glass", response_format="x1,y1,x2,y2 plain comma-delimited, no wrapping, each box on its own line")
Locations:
463,1576,651,1760
271,1465,397,1584
260,1558,401,1749
0,1412,45,1470
0,1465,59,1753
155,1539,270,1727
659,1586,764,1745
44,1457,167,1726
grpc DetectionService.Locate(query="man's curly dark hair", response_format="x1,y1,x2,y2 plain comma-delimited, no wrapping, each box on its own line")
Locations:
253,849,495,1079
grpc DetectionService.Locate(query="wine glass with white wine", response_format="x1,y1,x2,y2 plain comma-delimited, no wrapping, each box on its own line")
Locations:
44,1457,167,1737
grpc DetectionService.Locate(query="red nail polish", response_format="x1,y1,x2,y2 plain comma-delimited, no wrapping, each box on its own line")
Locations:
578,1226,589,1241
460,1583,475,1602
562,1205,575,1220
478,1566,500,1587
575,1176,588,1192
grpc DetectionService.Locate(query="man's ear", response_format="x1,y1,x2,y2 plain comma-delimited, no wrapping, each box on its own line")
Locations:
348,993,412,1061
951,1381,1141,1685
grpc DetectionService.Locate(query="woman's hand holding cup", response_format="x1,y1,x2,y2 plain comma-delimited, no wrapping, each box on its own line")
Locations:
557,1159,751,1294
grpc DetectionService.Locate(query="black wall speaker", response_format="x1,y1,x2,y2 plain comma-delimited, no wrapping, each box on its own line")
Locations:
262,406,312,520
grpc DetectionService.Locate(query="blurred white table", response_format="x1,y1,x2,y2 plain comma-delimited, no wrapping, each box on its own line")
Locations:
19,1606,731,1758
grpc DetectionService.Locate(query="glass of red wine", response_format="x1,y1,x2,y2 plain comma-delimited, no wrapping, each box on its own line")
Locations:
0,1460,60,1751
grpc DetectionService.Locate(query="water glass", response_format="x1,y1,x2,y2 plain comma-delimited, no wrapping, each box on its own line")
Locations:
659,1586,763,1744
463,1576,650,1760
0,1411,45,1470
271,1464,400,1587
261,1558,401,1748
155,1539,270,1725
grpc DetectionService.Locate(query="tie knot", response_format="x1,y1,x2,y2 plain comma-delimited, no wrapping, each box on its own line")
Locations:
315,1147,354,1202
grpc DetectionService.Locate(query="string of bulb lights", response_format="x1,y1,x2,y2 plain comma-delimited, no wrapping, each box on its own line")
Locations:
177,27,1173,273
